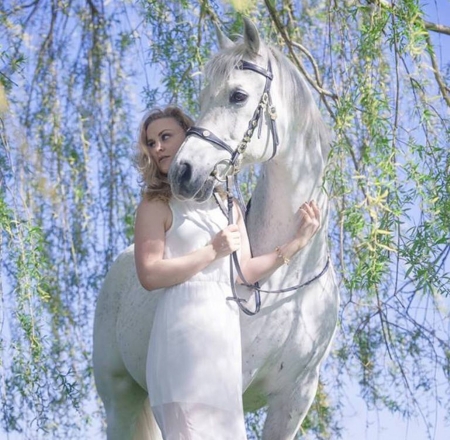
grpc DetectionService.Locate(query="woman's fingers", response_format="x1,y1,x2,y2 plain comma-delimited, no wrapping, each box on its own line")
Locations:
294,200,321,247
212,225,241,258
299,201,317,221
226,225,241,251
300,203,313,218
299,201,320,223
310,200,320,224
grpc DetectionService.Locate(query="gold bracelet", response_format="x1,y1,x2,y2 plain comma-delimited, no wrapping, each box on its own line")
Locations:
275,246,290,265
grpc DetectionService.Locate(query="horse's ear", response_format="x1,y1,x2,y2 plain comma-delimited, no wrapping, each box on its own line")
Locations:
243,17,260,54
214,21,234,50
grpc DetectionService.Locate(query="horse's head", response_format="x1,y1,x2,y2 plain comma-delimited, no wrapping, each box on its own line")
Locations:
169,18,283,201
169,18,330,202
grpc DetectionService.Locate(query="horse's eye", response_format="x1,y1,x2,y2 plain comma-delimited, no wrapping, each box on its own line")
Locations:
230,90,248,104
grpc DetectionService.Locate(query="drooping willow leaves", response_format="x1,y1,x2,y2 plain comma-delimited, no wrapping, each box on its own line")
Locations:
1,0,449,438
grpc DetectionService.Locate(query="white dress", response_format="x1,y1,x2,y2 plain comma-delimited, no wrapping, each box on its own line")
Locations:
146,196,247,440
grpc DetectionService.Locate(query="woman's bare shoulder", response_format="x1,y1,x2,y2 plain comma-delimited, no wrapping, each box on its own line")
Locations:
138,195,172,210
136,197,172,230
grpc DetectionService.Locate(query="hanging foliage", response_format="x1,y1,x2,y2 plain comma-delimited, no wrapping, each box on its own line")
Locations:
1,0,449,438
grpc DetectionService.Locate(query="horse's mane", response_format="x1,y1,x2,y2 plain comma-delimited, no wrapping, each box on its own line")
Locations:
268,45,332,158
203,41,331,159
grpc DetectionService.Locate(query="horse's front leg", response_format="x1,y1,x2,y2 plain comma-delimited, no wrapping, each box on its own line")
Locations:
262,370,319,440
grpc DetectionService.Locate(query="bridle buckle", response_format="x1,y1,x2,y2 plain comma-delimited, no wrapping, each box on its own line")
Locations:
268,105,277,120
261,92,269,106
212,159,237,182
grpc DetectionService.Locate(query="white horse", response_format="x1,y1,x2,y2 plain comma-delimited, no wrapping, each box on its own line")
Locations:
93,18,339,440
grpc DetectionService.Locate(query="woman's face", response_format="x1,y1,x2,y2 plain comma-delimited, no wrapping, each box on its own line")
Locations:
145,117,186,175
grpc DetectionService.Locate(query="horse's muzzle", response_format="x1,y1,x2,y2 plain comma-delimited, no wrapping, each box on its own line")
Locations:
169,162,215,202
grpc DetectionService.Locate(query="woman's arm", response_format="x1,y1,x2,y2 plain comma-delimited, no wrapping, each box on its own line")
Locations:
235,201,320,285
134,198,240,291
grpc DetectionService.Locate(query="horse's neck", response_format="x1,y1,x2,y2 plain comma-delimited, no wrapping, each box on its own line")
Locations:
247,134,328,277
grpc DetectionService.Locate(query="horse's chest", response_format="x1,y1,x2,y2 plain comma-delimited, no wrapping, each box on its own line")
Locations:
241,303,299,373
242,278,339,387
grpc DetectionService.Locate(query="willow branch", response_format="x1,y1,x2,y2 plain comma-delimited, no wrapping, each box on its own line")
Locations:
263,0,338,102
391,8,401,298
0,71,18,87
366,0,450,107
425,32,450,107
423,20,450,36
290,41,325,91
368,0,450,36
263,0,370,199
86,0,100,16
202,0,222,27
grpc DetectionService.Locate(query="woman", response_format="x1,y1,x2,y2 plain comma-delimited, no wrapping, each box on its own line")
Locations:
134,106,320,439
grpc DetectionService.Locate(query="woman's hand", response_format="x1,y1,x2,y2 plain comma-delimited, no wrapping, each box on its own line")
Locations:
230,199,322,286
294,201,321,250
211,224,241,259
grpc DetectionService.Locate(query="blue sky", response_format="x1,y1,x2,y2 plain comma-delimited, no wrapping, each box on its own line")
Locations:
2,1,450,439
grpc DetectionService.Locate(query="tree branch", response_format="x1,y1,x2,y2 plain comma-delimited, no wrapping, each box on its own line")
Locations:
263,0,338,102
368,0,450,36
423,20,450,36
425,32,450,107
366,0,450,107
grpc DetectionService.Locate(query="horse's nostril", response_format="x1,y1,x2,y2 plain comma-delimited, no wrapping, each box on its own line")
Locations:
179,161,192,183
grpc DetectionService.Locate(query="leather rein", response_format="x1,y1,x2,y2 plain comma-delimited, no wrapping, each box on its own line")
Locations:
184,59,330,316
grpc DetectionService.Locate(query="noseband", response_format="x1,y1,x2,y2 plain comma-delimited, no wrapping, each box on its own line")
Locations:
185,60,279,180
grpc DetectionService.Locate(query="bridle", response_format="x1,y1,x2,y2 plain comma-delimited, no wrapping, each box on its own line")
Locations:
184,58,330,316
185,60,279,181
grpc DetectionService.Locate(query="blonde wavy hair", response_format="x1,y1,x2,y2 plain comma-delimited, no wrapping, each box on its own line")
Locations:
136,106,194,201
